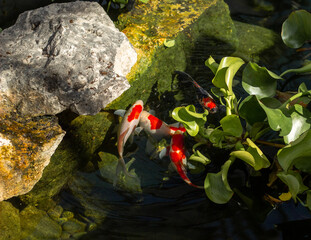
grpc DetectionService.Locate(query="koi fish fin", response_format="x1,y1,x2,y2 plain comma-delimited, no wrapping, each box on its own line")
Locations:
145,138,155,156
148,109,156,116
178,164,204,189
113,157,136,187
187,161,196,169
134,126,143,135
128,133,134,145
159,146,170,159
114,109,126,117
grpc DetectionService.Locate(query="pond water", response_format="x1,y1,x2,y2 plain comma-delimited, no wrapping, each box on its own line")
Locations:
1,0,311,239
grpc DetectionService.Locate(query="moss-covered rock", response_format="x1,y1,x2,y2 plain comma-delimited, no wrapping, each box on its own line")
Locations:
20,205,62,240
0,201,20,240
108,0,237,109
232,21,283,63
19,136,82,204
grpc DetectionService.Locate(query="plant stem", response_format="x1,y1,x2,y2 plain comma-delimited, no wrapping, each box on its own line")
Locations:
255,139,285,148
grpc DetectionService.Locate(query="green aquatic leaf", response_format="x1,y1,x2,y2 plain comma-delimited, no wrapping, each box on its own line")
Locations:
212,57,245,92
164,39,175,48
281,62,311,77
189,149,211,165
220,114,243,137
238,95,267,125
284,104,311,144
258,97,292,136
204,159,234,204
209,129,229,148
242,62,282,99
278,129,311,172
277,171,308,201
231,138,270,171
205,56,219,74
139,0,149,3
172,105,208,136
281,10,311,48
298,82,308,93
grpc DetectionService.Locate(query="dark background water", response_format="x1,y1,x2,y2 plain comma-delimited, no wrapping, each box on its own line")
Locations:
1,0,311,239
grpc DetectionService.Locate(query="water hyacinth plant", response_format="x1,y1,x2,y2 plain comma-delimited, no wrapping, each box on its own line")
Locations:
171,10,311,209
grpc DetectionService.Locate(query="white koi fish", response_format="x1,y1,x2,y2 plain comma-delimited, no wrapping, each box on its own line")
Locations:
115,100,144,186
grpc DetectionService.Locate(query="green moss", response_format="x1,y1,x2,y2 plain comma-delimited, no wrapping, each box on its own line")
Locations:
0,201,20,240
233,21,283,63
20,205,62,240
108,0,237,110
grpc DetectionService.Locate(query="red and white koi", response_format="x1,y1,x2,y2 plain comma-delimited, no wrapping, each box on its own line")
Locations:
139,111,186,141
115,100,144,185
168,130,203,189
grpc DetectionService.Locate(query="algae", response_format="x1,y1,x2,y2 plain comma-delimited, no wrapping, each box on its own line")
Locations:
0,201,20,240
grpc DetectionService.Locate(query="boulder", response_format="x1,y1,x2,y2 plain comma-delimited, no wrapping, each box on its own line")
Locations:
0,1,136,116
0,114,65,201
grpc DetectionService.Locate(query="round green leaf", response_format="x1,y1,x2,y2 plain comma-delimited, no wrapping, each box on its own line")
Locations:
220,114,243,137
242,62,282,99
277,171,308,201
238,95,266,125
205,56,219,74
231,139,270,171
284,104,311,144
204,159,233,204
171,105,208,136
278,129,311,172
281,10,311,48
164,39,175,48
258,97,292,136
212,57,245,92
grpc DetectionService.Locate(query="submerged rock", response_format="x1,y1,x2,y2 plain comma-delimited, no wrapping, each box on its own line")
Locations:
0,1,136,116
0,201,20,240
20,205,62,240
0,114,64,201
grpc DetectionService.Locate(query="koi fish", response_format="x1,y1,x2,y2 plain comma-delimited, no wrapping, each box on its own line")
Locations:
139,111,186,141
174,71,218,113
168,130,204,189
115,100,144,185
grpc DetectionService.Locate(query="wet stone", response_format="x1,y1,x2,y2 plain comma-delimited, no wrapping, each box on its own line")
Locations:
0,201,20,240
62,219,86,234
20,205,62,240
47,205,64,220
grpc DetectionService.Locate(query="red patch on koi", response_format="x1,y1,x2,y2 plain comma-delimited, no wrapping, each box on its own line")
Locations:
202,97,217,110
169,126,186,133
147,114,163,130
127,105,143,122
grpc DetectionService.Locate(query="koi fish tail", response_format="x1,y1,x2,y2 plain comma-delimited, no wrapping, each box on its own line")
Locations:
182,176,204,189
113,157,136,187
174,71,210,96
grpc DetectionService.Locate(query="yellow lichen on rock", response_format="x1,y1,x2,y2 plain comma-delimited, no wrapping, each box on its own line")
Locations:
0,114,65,201
118,0,217,80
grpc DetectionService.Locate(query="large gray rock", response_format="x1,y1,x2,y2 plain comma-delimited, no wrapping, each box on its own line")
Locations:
0,1,136,116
